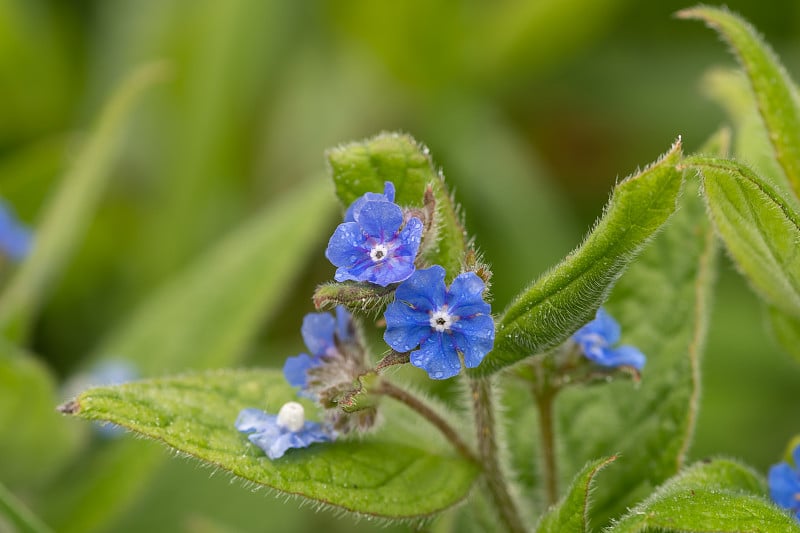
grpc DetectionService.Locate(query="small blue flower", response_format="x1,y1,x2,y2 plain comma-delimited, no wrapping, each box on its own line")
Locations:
283,306,353,389
0,199,32,261
344,181,395,223
326,196,423,287
235,402,333,460
384,265,494,380
769,444,800,520
572,308,645,370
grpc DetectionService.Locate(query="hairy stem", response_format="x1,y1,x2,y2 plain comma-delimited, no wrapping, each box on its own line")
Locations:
470,377,526,533
376,380,478,463
534,385,558,506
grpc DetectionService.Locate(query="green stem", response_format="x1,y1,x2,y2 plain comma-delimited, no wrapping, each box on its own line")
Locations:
376,380,478,464
470,378,526,533
533,385,558,506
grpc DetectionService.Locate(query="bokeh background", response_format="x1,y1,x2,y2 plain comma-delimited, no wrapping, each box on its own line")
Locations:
2,0,800,531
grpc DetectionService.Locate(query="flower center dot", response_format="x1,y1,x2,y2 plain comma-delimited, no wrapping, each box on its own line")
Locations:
370,244,389,262
429,309,454,332
276,401,305,432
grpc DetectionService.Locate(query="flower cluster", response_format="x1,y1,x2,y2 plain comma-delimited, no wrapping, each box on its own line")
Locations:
235,181,496,459
0,199,32,262
769,443,800,520
572,308,646,371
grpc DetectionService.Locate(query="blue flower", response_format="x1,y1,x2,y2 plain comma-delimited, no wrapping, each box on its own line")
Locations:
344,181,395,223
572,308,645,370
235,402,333,460
326,197,423,287
283,306,353,389
0,199,32,261
769,444,800,520
384,265,494,380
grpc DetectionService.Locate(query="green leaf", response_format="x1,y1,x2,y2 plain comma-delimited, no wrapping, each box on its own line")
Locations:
0,340,83,490
41,181,334,532
0,480,53,533
0,62,168,342
550,161,718,523
61,369,479,519
608,458,799,533
327,133,467,279
478,139,683,376
689,157,800,317
679,6,800,200
535,456,616,533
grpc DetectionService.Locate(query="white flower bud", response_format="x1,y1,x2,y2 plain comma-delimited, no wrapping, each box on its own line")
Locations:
276,401,305,432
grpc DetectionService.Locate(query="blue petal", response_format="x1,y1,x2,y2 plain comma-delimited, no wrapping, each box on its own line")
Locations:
334,306,354,343
605,345,646,370
397,216,423,254
593,308,622,344
410,333,462,380
235,408,279,434
451,314,495,368
343,182,396,223
384,300,431,352
301,313,337,356
0,199,32,261
447,272,491,318
325,222,369,268
395,266,447,312
355,201,403,239
369,254,416,286
283,354,318,388
769,462,800,509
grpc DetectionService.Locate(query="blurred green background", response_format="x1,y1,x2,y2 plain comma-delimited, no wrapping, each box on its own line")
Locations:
2,0,800,531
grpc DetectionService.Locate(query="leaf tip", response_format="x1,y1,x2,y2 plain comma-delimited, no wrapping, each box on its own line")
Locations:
57,399,80,415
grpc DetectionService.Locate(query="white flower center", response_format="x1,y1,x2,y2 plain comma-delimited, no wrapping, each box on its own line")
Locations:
370,243,389,262
429,309,454,332
276,401,305,432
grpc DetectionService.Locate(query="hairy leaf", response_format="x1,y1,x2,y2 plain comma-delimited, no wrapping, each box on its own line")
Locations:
608,458,799,532
42,181,334,532
327,133,467,279
679,6,800,199
552,165,717,523
478,139,683,375
689,157,800,317
0,62,167,341
535,456,616,533
766,305,800,363
0,340,83,490
60,369,479,519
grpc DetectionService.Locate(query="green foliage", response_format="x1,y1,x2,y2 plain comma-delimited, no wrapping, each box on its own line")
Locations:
608,458,800,533
551,167,717,523
0,480,53,533
766,305,800,363
689,157,800,317
479,139,684,376
0,340,83,490
679,6,800,199
0,62,167,342
40,179,334,532
62,369,479,519
327,133,467,279
535,456,616,533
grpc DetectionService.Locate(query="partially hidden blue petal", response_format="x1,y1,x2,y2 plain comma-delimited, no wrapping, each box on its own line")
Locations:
235,408,278,433
769,462,800,509
334,306,354,343
344,181,396,223
592,308,621,345
410,333,462,380
301,313,337,357
384,300,432,353
606,345,646,370
283,354,318,388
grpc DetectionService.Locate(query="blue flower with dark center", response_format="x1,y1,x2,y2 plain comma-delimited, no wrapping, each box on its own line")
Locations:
769,443,800,520
235,402,333,460
383,265,494,380
283,306,353,389
0,199,32,261
326,198,423,287
344,181,395,223
572,308,645,370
